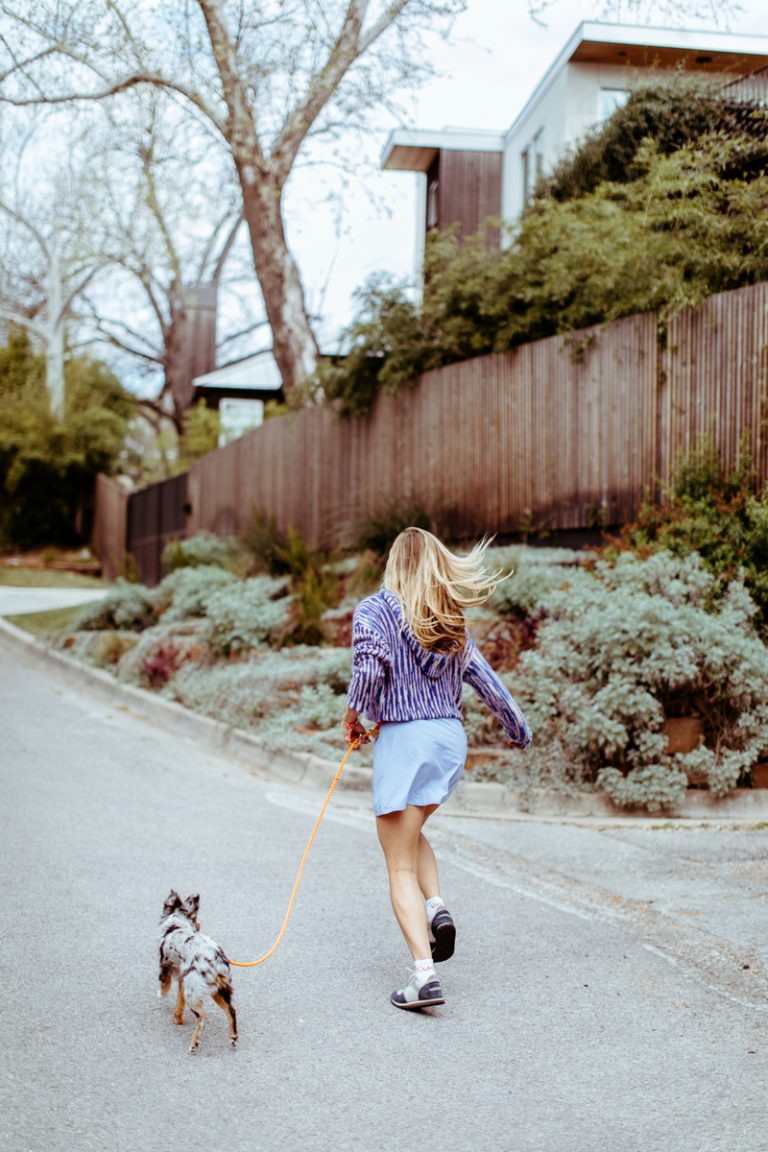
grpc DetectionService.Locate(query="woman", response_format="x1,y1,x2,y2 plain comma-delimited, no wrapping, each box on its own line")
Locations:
342,527,531,1011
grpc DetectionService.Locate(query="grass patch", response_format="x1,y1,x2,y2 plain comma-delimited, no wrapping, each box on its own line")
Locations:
0,567,108,589
5,604,95,636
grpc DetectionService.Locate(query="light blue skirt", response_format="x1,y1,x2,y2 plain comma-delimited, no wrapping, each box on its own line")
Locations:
372,718,467,817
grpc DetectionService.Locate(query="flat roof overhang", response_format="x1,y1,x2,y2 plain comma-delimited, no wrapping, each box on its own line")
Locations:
570,38,768,72
382,128,504,172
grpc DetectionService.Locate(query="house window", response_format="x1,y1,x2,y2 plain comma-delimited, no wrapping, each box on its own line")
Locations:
534,129,545,183
521,129,544,205
427,178,439,230
600,88,629,122
521,146,531,204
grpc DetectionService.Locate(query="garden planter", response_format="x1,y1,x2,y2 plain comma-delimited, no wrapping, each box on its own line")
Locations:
662,717,706,786
750,763,768,789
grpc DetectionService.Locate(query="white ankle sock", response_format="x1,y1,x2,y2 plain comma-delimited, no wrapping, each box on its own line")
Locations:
425,896,445,923
413,957,436,986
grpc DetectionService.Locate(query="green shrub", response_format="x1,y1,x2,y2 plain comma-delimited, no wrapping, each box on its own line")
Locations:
161,532,240,573
74,580,157,632
623,438,768,631
242,507,293,576
156,565,238,622
517,551,768,811
353,500,432,559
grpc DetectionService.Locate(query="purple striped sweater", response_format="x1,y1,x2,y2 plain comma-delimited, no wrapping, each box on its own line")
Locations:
347,589,532,748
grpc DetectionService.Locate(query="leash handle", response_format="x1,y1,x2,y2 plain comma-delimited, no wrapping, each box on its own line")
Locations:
226,724,379,968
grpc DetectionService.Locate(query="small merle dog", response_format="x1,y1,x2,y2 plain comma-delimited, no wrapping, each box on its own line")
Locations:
158,891,238,1053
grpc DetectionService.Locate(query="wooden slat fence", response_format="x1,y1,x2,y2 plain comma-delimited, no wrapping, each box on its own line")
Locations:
661,282,768,485
185,311,659,551
93,281,768,580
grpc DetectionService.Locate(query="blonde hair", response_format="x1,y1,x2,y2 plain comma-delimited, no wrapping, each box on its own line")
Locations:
383,527,505,654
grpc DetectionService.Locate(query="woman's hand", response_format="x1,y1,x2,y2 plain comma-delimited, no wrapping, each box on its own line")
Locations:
342,709,370,747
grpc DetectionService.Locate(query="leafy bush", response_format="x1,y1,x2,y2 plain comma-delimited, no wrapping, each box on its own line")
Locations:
316,99,768,415
517,552,768,811
242,509,340,643
0,330,136,548
543,82,733,202
621,439,768,632
352,499,432,558
161,532,240,573
156,565,238,622
74,580,158,632
203,576,291,655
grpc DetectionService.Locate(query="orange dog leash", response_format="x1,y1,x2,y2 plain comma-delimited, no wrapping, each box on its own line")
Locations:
225,724,379,968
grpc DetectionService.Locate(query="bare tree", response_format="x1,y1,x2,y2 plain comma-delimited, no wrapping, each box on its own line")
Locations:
0,1,468,394
78,95,266,431
0,119,106,416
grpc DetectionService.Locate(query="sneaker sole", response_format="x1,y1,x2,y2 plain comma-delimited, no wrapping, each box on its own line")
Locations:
431,922,456,963
391,994,445,1010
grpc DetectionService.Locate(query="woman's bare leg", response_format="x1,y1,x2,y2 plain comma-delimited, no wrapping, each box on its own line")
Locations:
377,805,436,960
416,832,440,900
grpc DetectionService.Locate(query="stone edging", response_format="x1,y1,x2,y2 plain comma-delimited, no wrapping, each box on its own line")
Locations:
2,616,768,821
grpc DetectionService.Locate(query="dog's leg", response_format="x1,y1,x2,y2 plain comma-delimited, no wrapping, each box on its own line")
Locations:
158,961,173,999
173,976,186,1025
189,1006,206,1053
213,990,238,1049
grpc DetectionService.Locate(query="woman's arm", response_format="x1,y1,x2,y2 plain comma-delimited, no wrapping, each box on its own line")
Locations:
344,600,392,741
462,636,532,749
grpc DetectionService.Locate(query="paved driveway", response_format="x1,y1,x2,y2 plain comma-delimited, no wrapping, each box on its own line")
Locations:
1,641,766,1152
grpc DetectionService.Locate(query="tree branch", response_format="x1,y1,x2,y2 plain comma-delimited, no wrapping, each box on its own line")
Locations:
0,69,227,139
271,0,374,180
0,306,46,341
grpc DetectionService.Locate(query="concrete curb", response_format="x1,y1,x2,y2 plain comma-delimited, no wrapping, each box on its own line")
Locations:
3,616,768,822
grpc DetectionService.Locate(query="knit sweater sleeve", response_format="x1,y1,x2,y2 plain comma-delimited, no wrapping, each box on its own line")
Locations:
462,635,532,749
347,600,392,719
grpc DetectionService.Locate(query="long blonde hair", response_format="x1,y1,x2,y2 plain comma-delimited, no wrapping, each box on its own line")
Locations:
383,527,504,654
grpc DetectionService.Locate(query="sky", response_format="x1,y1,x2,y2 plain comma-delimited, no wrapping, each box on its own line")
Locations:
284,0,768,350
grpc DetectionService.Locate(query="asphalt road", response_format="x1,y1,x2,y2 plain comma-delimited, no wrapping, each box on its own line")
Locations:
1,640,767,1152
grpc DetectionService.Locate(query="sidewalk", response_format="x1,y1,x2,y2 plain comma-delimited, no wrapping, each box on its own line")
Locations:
0,587,108,615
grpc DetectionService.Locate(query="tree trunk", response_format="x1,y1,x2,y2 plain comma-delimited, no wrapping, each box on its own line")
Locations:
238,170,319,392
46,248,66,418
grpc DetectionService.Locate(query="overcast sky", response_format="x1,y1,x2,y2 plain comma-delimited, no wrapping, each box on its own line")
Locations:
285,0,768,349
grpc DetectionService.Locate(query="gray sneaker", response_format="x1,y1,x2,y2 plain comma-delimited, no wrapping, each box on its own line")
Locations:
429,908,456,963
391,974,445,1011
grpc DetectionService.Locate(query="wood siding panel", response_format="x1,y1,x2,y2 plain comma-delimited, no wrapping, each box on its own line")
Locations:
438,150,502,245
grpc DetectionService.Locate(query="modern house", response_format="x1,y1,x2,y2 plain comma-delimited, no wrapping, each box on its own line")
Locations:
382,22,768,249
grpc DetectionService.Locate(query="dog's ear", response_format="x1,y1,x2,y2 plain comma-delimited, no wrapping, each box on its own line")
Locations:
183,893,200,921
162,890,183,919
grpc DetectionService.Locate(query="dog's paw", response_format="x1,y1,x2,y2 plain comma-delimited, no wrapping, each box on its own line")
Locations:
173,1015,185,1026
189,1042,199,1054
230,1038,238,1049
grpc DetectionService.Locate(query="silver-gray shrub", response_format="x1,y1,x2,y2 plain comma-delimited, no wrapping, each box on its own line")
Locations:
517,550,768,811
116,621,210,687
73,580,158,631
161,531,240,572
203,575,291,654
156,565,238,622
167,647,351,738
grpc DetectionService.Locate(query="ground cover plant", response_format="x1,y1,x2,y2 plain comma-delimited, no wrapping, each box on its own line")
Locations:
41,496,768,811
